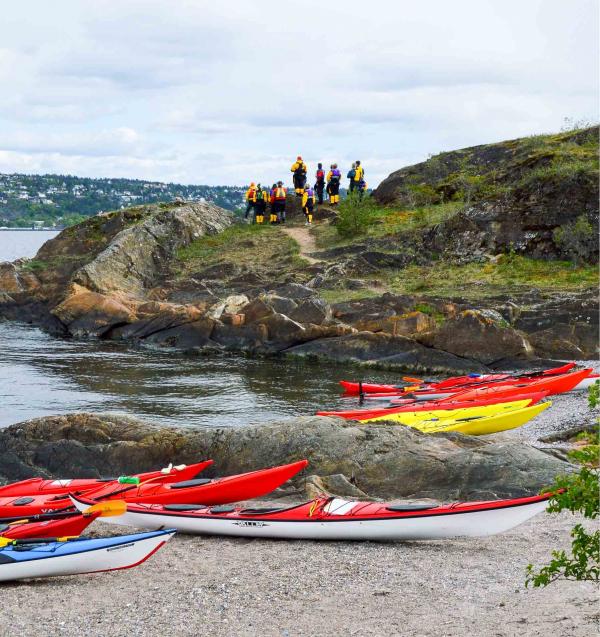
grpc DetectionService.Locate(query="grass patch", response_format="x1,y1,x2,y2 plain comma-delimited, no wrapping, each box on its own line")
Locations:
175,223,301,277
385,255,598,298
319,288,381,304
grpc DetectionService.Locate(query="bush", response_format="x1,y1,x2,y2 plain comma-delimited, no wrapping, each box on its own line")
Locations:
553,215,596,264
525,381,599,587
335,193,378,238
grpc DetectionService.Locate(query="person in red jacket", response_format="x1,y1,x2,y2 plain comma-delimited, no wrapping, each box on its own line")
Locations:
270,181,287,224
314,163,325,204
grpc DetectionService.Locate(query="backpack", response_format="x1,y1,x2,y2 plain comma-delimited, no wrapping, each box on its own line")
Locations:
255,189,264,202
347,168,356,179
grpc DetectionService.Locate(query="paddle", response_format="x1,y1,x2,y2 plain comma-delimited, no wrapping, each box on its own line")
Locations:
0,535,79,548
81,500,127,517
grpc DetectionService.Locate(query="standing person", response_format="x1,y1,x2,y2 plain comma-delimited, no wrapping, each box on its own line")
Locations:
254,183,268,224
301,185,316,225
269,183,278,224
326,163,341,205
353,161,364,192
358,177,368,199
290,156,307,195
314,162,325,204
347,163,356,192
244,182,257,220
270,181,287,223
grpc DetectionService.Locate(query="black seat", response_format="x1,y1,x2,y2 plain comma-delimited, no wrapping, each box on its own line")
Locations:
11,497,35,506
169,478,213,489
239,507,285,515
163,504,208,511
209,505,236,514
386,503,438,512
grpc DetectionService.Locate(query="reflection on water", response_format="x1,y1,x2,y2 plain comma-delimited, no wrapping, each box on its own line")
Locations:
0,322,401,429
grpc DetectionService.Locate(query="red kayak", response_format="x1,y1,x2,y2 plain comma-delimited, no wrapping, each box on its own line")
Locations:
317,391,547,420
0,460,213,498
0,461,308,517
437,368,592,402
0,511,100,540
340,362,579,395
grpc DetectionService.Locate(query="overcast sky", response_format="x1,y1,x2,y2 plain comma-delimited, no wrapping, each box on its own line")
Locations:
0,0,597,187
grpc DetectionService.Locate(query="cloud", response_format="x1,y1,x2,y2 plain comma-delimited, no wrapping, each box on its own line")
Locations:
0,0,597,187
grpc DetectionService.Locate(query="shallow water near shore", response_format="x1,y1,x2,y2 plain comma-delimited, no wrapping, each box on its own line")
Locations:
0,321,406,429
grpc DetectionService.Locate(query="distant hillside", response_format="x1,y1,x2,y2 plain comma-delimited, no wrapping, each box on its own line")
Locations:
0,173,246,228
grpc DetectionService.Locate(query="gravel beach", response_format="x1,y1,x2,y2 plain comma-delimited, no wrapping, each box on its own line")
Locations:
1,512,597,637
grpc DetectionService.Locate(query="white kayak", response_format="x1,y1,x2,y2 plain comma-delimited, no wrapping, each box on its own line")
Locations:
573,375,599,391
71,493,550,542
0,529,175,582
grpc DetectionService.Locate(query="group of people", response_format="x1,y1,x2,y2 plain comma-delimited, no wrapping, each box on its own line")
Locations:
244,156,368,225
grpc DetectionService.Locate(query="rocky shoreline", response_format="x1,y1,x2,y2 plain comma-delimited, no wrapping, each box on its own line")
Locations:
0,200,597,375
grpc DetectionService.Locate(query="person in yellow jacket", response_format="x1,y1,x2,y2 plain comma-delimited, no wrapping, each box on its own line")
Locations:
301,185,316,225
244,182,257,220
348,161,364,193
290,156,308,195
254,183,268,224
326,164,341,204
270,181,287,224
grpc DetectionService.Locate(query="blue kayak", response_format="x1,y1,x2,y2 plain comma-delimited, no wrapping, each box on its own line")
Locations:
0,529,175,582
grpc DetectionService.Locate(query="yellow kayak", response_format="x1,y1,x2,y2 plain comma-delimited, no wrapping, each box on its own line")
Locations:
409,402,551,436
359,399,534,425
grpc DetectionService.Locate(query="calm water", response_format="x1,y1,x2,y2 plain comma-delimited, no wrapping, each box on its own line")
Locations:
0,230,399,429
0,230,59,262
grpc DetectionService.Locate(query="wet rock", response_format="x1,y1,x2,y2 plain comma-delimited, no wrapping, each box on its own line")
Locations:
417,309,533,365
51,285,136,337
143,317,217,349
0,413,572,500
285,331,488,374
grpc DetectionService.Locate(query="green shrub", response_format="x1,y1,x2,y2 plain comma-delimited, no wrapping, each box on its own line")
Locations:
553,215,596,264
335,193,378,238
526,382,599,587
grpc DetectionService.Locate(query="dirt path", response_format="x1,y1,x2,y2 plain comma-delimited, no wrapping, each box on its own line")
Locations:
281,226,321,264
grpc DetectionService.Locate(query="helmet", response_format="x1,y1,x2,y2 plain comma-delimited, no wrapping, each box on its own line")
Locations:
250,182,256,187
333,163,337,169
277,181,283,186
356,160,360,165
318,163,322,169
297,155,302,160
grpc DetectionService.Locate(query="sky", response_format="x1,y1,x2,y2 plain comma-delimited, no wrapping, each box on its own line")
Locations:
0,0,597,188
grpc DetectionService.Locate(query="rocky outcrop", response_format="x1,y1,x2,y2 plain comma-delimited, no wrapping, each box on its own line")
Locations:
416,309,533,366
374,126,599,263
0,413,571,500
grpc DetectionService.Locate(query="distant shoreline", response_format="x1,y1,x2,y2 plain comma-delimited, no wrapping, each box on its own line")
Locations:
0,228,61,232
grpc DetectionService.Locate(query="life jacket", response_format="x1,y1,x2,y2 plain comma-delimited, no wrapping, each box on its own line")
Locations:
255,189,265,203
292,162,307,176
354,166,364,181
315,169,325,183
329,169,341,183
246,187,257,201
275,187,287,200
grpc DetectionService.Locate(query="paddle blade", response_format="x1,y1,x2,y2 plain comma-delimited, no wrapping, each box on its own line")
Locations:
83,500,127,517
403,376,424,384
